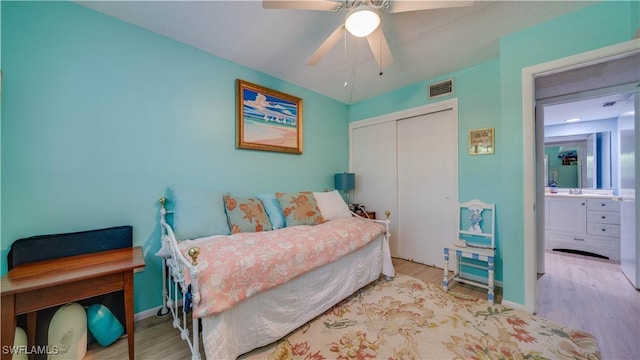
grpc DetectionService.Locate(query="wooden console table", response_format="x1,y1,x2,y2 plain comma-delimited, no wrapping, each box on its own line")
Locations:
1,246,145,360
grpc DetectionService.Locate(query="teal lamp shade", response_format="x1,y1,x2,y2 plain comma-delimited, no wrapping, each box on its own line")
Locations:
335,173,355,191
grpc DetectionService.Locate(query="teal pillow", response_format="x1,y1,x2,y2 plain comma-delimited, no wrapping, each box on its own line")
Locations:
256,193,286,229
170,187,230,240
223,195,272,234
86,304,123,347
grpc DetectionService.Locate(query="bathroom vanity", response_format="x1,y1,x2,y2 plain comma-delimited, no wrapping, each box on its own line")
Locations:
545,192,621,260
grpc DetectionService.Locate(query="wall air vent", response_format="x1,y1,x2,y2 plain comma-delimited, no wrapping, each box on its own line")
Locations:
602,101,616,107
428,79,454,99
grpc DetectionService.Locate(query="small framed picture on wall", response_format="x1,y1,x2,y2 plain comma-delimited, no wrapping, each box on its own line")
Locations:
469,128,495,155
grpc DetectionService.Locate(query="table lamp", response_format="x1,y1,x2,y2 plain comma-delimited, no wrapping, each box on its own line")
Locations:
334,172,355,207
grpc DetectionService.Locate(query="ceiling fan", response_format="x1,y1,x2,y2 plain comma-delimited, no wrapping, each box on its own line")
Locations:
263,0,474,72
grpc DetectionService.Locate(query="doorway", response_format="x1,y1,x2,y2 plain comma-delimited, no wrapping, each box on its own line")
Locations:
521,39,640,312
537,88,635,265
527,42,640,360
535,58,639,279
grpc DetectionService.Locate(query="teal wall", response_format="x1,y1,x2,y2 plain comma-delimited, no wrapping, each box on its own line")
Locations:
0,1,349,313
350,60,505,281
1,0,638,313
498,0,637,305
350,1,638,305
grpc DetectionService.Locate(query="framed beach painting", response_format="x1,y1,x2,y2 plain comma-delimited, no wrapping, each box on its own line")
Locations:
469,127,495,155
236,79,303,154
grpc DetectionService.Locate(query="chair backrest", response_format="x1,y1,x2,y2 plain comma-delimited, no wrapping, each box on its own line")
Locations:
457,199,495,249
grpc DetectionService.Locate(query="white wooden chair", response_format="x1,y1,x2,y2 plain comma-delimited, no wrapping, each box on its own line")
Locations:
443,199,496,304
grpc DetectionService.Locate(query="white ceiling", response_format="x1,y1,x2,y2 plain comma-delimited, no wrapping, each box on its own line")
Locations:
543,92,636,126
537,52,640,126
77,0,595,105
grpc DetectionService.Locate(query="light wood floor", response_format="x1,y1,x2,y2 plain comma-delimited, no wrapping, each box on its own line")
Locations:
85,254,638,359
536,250,640,360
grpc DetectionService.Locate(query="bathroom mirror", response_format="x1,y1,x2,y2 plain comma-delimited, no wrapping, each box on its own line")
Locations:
544,131,611,189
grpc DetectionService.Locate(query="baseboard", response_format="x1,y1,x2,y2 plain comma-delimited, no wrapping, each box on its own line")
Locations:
134,306,163,322
501,300,529,313
135,300,183,322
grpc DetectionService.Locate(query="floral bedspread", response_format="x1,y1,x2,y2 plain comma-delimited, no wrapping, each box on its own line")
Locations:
178,217,386,318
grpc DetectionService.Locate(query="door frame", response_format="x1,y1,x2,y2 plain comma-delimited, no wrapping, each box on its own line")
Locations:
522,39,640,313
349,98,458,167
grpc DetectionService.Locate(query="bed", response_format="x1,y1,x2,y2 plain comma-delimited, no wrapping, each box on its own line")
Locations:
155,190,394,360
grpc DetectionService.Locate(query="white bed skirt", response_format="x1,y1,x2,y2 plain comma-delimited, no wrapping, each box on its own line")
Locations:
201,234,388,360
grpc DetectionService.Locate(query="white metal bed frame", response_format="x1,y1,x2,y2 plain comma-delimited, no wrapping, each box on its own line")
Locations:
155,196,392,360
156,197,204,359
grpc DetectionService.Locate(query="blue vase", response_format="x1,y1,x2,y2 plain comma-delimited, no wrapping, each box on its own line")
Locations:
86,304,124,347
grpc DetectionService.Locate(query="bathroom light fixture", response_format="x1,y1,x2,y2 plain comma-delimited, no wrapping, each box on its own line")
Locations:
565,118,581,123
345,6,380,37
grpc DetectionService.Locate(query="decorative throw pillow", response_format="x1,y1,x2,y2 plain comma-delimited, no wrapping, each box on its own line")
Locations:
256,193,286,230
313,190,352,221
170,186,230,240
276,191,325,226
223,195,273,234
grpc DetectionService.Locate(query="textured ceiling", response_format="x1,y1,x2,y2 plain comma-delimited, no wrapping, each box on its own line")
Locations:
544,92,636,127
77,0,594,104
538,52,640,125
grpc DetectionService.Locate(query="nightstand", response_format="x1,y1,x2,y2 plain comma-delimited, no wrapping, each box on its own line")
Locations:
355,210,376,220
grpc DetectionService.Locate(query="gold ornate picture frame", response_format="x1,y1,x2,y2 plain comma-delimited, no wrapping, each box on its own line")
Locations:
236,79,303,154
469,128,495,155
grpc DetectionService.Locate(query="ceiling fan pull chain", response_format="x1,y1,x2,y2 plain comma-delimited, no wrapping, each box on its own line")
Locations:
378,31,383,76
344,26,347,62
348,41,360,104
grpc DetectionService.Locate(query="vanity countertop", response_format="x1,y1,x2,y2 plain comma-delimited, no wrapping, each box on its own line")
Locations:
545,192,617,199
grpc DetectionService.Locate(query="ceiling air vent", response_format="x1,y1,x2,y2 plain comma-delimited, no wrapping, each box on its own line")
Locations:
428,79,454,99
602,101,616,107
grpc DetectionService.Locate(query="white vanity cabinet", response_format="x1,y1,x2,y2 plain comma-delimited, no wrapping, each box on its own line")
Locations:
545,195,620,261
586,198,621,238
545,197,586,233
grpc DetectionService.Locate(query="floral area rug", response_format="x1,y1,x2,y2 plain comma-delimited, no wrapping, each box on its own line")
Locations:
241,274,600,360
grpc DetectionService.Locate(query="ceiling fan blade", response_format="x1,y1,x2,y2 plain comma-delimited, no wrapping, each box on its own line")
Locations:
366,26,393,71
306,25,346,66
262,0,342,11
388,0,474,13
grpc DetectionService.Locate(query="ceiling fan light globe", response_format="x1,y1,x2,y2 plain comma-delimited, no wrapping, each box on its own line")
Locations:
345,8,380,37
